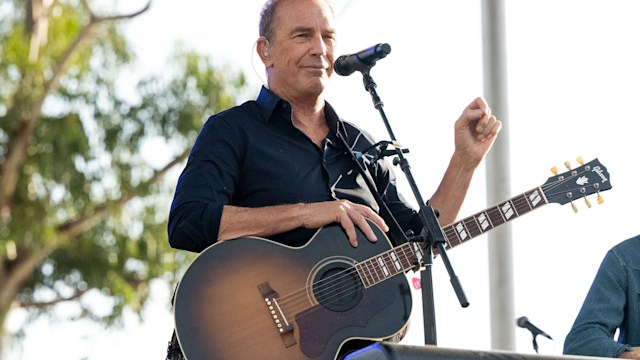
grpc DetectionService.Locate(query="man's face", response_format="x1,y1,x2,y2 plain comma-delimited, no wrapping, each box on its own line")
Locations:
266,0,336,101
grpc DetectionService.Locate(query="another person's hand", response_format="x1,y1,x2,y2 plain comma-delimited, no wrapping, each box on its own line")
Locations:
300,200,389,247
453,97,502,166
619,348,640,359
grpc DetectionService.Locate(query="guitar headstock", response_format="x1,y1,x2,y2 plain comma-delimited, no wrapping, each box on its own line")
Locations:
543,158,612,209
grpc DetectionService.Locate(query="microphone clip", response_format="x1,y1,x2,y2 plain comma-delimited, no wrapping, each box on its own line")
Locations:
353,140,408,164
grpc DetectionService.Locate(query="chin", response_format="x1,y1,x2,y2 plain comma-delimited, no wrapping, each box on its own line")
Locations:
303,79,329,96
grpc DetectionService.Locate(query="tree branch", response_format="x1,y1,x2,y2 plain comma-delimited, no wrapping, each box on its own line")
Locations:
18,288,91,309
0,0,153,222
83,0,152,23
0,243,58,311
56,148,189,238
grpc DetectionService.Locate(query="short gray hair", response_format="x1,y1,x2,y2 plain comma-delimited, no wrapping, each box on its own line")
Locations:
259,0,334,42
258,0,281,41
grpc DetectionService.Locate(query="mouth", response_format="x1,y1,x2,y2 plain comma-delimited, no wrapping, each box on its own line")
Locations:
302,64,331,76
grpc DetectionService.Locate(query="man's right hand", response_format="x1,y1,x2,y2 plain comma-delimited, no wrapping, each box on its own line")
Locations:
299,200,389,247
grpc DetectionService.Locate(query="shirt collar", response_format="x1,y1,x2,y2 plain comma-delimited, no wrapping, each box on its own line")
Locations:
255,86,342,135
256,86,284,123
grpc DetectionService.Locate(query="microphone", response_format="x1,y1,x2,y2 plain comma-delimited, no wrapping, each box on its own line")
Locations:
334,43,391,76
517,316,552,340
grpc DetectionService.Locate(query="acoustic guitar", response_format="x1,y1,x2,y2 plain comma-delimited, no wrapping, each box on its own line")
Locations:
174,158,611,359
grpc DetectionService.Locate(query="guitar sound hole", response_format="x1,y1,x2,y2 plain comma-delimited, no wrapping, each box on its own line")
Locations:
312,262,363,312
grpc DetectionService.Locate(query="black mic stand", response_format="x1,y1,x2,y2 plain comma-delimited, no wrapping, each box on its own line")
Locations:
353,66,469,346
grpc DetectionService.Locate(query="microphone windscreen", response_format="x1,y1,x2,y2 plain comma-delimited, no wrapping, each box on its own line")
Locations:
516,316,528,327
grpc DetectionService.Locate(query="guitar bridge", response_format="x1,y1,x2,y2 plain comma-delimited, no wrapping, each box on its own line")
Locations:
258,282,296,348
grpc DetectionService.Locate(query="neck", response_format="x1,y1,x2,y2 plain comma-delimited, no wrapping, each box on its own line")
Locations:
291,101,325,127
268,84,326,126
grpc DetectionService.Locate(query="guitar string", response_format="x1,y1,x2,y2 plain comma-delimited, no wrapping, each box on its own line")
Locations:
444,167,598,248
277,243,420,316
281,189,540,315
279,173,589,317
276,242,417,311
282,177,588,318
277,168,598,319
276,241,419,313
442,187,542,248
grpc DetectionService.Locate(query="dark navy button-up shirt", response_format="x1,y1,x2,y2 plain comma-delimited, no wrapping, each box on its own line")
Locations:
563,235,640,357
168,86,421,253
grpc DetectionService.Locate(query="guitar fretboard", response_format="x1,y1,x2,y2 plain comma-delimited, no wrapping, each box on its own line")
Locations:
442,187,548,251
355,241,424,288
354,187,550,288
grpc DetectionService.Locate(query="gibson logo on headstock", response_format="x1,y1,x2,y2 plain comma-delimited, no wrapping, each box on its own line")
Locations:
576,176,589,186
592,165,609,183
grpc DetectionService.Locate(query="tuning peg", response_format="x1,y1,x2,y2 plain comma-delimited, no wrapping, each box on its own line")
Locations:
597,192,604,205
584,197,592,208
564,161,572,170
570,201,578,213
576,156,584,165
551,166,558,175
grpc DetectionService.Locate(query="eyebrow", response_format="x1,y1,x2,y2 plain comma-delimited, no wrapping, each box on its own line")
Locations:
290,26,337,36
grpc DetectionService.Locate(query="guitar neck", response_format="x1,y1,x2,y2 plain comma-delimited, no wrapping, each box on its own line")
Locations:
355,186,550,288
441,186,548,251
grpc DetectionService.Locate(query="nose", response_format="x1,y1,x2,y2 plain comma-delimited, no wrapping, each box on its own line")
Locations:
310,33,328,56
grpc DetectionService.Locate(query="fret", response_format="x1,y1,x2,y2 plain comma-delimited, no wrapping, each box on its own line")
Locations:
367,259,384,284
453,221,468,244
376,255,391,279
432,186,556,254
355,264,371,288
528,187,545,208
349,155,609,291
488,205,507,226
364,260,378,285
499,200,517,220
397,244,412,270
529,188,547,209
412,242,424,265
356,245,417,289
357,261,369,287
443,231,456,250
388,250,403,273
513,193,532,215
385,251,401,275
476,211,493,232
517,194,533,215
463,216,483,238
402,243,419,270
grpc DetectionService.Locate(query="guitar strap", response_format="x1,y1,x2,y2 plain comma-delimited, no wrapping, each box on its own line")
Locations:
166,285,186,360
335,122,409,247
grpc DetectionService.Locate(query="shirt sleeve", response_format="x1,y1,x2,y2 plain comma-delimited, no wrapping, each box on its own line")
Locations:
563,249,633,357
168,114,242,253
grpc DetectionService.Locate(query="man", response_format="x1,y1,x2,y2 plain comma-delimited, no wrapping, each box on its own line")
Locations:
168,0,501,253
166,0,500,358
563,236,640,359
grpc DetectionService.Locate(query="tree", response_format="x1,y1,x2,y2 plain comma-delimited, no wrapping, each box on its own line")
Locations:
0,0,247,355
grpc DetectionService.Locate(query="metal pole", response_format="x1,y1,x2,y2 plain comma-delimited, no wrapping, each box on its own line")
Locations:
481,0,515,351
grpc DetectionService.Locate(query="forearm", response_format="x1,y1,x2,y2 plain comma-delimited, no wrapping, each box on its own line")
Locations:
427,151,479,225
218,204,309,241
564,324,630,358
564,252,630,358
219,200,388,246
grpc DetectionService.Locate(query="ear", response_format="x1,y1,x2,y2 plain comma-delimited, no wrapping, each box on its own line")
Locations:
257,37,272,66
